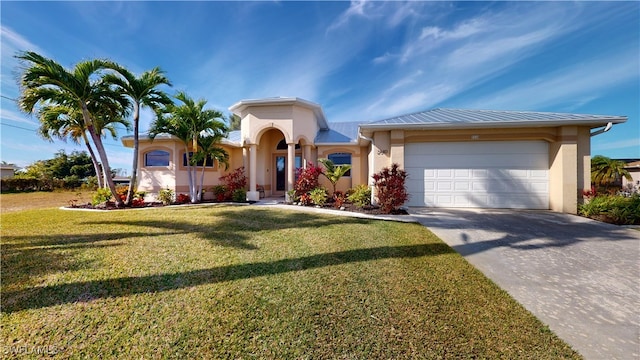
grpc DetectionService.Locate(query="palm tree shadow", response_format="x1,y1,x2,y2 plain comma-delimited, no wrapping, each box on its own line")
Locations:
1,243,454,313
82,207,373,250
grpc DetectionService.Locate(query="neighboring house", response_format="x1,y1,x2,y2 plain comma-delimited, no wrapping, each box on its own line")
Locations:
122,97,627,214
622,160,640,190
0,165,18,179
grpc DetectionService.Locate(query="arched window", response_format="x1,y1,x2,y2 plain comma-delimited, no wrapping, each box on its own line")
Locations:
145,150,170,167
328,152,352,177
276,139,300,150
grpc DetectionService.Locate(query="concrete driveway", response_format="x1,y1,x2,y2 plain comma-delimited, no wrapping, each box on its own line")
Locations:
409,208,640,360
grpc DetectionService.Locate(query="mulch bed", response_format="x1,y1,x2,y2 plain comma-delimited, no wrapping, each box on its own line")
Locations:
68,199,409,215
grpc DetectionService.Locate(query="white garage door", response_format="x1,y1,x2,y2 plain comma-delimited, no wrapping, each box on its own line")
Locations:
405,141,549,209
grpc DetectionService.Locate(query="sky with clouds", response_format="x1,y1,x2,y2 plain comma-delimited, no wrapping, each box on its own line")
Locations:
1,1,638,172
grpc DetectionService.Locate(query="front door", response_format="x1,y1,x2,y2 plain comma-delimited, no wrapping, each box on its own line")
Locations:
274,155,302,195
275,156,286,193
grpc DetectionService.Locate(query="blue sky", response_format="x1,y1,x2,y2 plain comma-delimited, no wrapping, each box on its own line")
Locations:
1,1,638,172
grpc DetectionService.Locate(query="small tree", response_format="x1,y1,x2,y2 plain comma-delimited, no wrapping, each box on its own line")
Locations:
372,163,408,214
318,158,352,196
591,155,632,190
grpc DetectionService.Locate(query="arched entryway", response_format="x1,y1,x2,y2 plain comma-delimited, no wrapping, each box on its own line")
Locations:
273,138,301,195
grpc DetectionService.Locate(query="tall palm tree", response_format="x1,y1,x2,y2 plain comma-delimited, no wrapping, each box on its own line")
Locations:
17,51,129,207
103,66,172,205
591,155,632,187
196,132,229,201
149,91,228,203
318,158,352,196
37,103,130,189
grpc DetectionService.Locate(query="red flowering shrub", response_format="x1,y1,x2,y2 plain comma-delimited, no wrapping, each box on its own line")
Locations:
212,185,227,202
219,167,247,200
176,193,191,204
294,163,323,197
372,163,408,214
298,193,312,206
115,185,129,201
582,186,597,199
333,190,346,209
131,198,145,207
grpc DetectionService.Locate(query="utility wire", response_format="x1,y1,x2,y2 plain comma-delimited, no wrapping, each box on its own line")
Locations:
0,122,129,148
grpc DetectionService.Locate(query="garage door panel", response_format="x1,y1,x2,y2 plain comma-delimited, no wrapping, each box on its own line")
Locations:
405,141,549,209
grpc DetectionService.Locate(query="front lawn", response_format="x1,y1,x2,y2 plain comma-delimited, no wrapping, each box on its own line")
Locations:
1,206,580,358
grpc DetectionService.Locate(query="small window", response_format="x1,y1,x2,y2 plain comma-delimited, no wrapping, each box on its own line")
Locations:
276,139,300,150
328,152,352,176
183,152,215,167
145,150,170,167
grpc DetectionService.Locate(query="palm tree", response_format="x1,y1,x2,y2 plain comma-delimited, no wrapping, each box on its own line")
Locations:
227,113,242,131
591,155,632,187
37,103,129,188
149,91,228,203
318,158,352,196
196,132,229,201
17,51,129,207
104,66,172,205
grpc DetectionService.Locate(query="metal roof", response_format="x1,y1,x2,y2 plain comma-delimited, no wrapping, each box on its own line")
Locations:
361,108,627,129
226,130,241,144
315,121,360,144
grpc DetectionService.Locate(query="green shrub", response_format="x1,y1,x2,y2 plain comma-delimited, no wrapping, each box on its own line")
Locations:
579,194,640,225
348,184,371,208
158,188,174,205
91,188,113,206
309,187,328,206
286,189,298,204
232,189,247,203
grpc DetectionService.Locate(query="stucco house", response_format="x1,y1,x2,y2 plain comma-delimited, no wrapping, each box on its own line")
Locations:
1,164,18,179
622,160,640,191
121,97,626,214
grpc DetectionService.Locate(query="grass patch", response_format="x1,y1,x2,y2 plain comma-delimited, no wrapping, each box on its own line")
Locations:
1,190,92,213
1,205,580,358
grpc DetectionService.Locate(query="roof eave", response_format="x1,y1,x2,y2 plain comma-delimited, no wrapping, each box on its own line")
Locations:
229,97,328,130
358,117,627,132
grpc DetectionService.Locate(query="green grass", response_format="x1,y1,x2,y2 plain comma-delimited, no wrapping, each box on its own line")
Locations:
1,190,92,213
1,205,580,358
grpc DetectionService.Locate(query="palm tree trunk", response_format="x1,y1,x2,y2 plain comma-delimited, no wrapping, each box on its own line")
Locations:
125,103,140,206
82,132,104,188
82,104,124,207
199,164,206,202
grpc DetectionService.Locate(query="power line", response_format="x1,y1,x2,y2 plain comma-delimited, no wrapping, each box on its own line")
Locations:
0,122,37,131
1,95,17,101
0,121,129,148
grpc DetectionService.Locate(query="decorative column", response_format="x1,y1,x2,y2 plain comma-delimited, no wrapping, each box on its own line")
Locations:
247,144,259,201
303,144,312,168
287,143,295,201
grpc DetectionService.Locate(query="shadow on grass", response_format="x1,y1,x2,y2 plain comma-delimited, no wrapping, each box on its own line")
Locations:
81,208,373,250
1,243,454,313
1,207,387,309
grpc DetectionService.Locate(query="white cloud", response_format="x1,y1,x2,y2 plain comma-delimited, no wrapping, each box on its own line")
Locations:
593,138,640,152
419,18,486,41
357,3,600,119
0,26,45,55
0,108,37,126
327,0,370,33
465,49,639,110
